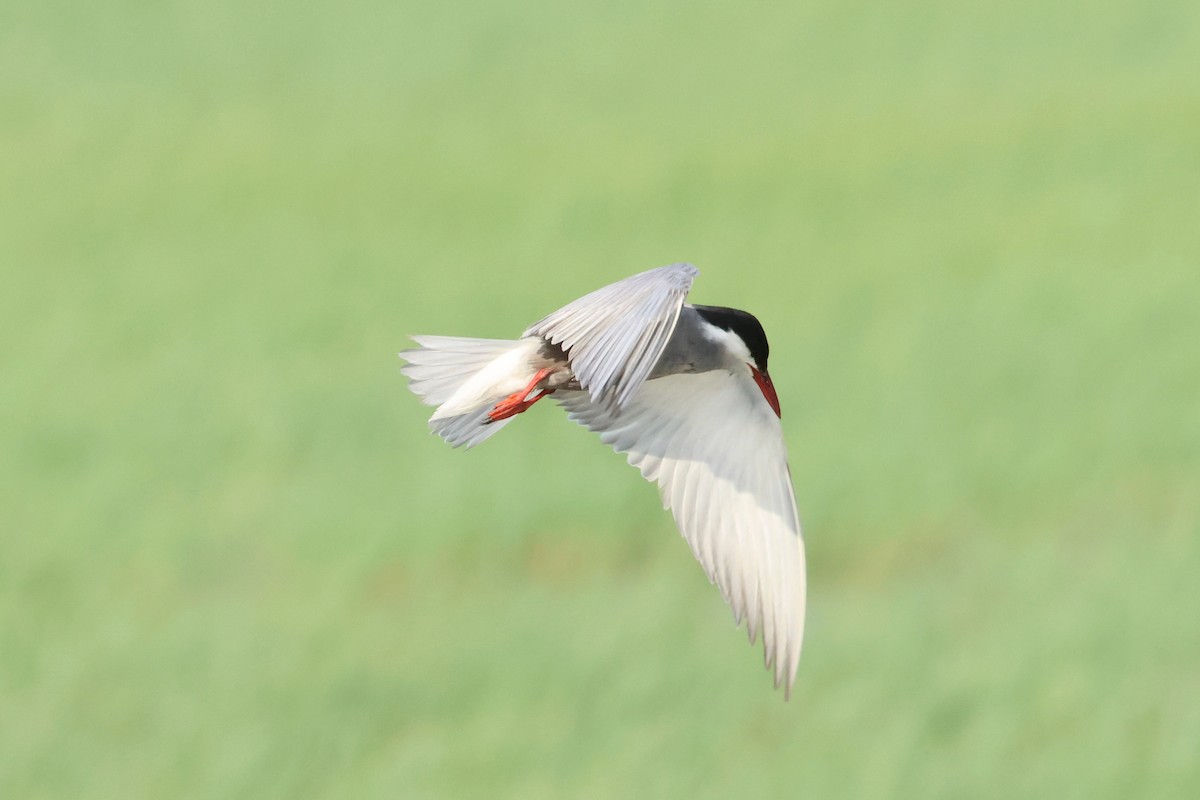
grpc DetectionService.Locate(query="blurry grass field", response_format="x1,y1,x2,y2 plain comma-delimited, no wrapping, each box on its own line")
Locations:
3,0,1200,797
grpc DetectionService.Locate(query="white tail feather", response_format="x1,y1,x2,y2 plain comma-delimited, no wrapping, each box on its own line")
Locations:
399,336,534,448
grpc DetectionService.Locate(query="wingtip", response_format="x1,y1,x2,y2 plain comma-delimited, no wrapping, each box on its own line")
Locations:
662,262,699,287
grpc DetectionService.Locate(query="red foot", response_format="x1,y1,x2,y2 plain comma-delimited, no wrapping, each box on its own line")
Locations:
487,368,555,422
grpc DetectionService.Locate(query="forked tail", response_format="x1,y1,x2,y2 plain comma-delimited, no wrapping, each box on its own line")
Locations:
399,335,529,448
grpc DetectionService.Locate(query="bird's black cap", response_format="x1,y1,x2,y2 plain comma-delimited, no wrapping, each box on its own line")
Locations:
692,305,771,373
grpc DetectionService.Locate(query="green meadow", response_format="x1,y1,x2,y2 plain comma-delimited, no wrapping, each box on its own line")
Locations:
3,1,1199,797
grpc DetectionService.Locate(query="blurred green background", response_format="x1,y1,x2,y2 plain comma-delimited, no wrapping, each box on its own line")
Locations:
3,1,1199,797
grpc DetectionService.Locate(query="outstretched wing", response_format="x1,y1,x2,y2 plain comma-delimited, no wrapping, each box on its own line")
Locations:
524,263,697,411
556,368,806,696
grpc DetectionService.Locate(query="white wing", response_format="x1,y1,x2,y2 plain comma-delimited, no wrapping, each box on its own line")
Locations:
557,368,806,695
524,263,697,411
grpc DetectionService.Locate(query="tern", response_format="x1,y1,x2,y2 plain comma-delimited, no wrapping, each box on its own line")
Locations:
399,263,806,695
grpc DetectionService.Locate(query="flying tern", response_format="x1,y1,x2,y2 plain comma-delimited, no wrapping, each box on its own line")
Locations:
399,263,806,695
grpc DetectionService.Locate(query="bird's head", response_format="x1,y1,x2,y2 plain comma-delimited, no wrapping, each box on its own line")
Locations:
693,305,781,418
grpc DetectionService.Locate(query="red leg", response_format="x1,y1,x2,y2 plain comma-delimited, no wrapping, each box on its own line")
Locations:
487,368,555,422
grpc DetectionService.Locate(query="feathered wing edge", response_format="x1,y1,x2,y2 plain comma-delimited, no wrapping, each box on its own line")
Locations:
523,263,698,411
556,371,806,696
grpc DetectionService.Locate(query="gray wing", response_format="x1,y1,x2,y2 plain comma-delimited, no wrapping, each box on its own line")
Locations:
556,369,806,696
524,263,698,411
